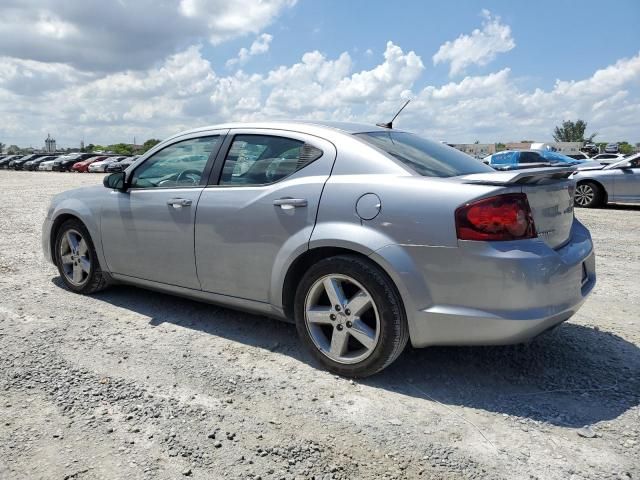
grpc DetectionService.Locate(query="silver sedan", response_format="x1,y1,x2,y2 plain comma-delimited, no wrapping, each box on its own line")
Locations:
573,153,640,207
42,121,596,377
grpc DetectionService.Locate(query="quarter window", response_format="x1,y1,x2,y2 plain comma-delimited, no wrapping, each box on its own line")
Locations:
219,135,322,186
131,136,220,189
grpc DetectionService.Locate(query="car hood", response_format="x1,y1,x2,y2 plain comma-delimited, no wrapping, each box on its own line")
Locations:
52,185,105,204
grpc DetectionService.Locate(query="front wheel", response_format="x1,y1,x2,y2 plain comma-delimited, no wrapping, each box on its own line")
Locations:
294,255,408,377
574,181,603,208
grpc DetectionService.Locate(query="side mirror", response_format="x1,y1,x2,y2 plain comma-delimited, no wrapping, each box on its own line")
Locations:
103,172,127,191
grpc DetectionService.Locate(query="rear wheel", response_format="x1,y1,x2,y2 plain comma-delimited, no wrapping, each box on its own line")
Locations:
294,255,408,377
54,219,109,294
574,181,603,208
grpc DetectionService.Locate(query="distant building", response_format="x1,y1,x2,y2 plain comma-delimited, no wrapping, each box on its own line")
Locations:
449,143,496,158
44,134,56,153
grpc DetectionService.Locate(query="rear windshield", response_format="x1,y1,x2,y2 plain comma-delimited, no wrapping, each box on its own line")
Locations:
355,131,493,177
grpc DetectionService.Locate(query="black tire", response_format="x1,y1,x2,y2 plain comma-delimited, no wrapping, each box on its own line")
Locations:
294,255,409,378
54,218,109,294
574,181,604,208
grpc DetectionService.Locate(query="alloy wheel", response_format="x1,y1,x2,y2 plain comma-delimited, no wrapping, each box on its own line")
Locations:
59,229,91,286
304,274,380,364
575,184,595,206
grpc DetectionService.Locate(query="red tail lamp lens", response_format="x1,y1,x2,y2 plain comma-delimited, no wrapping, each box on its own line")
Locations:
455,193,537,241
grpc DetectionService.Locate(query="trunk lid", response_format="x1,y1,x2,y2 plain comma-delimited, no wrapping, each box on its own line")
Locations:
460,167,575,249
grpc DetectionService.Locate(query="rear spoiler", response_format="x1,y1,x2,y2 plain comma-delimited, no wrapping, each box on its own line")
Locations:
460,166,576,186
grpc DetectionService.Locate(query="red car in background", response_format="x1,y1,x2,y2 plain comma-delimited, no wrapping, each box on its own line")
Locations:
71,156,108,173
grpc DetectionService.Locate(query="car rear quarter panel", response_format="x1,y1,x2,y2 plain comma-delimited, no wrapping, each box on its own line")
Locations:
308,173,505,337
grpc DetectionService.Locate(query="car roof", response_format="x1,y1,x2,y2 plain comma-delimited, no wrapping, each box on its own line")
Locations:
164,120,395,143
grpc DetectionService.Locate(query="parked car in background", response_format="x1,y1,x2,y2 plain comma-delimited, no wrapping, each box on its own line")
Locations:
572,153,640,207
536,150,586,164
591,153,626,164
105,156,138,172
39,157,62,171
42,121,595,377
71,156,108,173
8,155,33,169
581,144,599,156
87,156,127,173
24,155,59,171
0,155,22,168
53,153,96,172
483,150,579,170
604,143,619,153
12,153,50,170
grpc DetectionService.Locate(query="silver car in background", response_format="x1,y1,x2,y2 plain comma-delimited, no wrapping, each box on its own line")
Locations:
42,121,596,377
573,153,640,207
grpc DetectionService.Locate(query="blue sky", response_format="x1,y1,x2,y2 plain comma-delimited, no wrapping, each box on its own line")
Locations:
213,0,640,89
0,0,638,147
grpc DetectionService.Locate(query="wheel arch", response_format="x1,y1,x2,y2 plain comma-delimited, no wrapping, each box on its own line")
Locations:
281,246,405,322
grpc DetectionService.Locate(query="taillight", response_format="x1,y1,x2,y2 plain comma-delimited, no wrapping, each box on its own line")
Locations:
455,193,537,241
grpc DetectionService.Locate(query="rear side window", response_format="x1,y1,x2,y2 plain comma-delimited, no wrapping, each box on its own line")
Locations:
519,151,543,164
356,131,493,177
219,135,323,186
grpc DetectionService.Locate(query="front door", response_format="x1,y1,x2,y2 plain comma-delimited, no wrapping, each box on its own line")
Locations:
194,130,336,302
613,157,640,202
101,134,224,289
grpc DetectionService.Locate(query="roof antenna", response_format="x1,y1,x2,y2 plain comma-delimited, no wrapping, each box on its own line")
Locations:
376,99,411,129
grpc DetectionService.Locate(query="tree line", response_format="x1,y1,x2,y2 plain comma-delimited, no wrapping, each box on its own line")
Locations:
553,119,635,154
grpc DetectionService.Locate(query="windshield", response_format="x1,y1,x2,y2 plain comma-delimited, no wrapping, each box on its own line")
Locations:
355,131,493,177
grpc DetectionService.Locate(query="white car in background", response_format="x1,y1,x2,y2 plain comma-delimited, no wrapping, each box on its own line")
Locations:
591,153,626,164
39,155,71,171
88,156,127,173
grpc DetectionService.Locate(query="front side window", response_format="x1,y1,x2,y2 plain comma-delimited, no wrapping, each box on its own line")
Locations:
131,136,220,189
356,131,493,177
219,135,322,186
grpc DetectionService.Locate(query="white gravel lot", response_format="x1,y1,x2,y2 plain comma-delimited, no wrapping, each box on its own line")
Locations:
0,170,638,480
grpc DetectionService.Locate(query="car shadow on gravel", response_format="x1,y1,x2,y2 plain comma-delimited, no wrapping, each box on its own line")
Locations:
603,204,640,211
80,281,639,429
368,324,640,428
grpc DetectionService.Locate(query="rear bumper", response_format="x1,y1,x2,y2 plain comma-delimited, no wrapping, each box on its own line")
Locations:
371,219,595,347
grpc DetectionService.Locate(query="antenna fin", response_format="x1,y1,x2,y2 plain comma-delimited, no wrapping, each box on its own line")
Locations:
376,99,411,129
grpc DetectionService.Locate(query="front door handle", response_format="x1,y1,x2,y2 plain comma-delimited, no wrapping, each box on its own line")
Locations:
273,197,308,210
167,198,192,208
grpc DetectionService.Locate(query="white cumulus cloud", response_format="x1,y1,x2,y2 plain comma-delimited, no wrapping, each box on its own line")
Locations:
433,10,515,77
226,33,274,68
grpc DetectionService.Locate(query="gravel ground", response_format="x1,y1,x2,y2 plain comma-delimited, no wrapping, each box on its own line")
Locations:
0,170,639,480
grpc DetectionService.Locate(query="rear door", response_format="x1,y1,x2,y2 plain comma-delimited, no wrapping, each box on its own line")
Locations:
101,132,225,289
194,129,336,302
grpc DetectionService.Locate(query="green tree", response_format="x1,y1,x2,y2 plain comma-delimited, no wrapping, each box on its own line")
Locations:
0,142,5,153
142,138,161,153
495,143,506,152
552,120,597,143
7,144,20,154
107,143,134,155
618,142,633,155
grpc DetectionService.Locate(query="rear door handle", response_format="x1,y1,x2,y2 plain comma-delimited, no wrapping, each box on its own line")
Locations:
167,198,192,208
273,197,308,209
